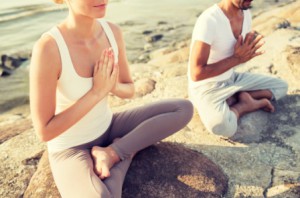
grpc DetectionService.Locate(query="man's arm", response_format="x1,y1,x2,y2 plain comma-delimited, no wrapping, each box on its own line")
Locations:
190,32,264,82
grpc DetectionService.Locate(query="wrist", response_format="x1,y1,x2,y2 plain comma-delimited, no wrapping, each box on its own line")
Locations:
230,55,242,66
89,88,106,101
111,82,119,94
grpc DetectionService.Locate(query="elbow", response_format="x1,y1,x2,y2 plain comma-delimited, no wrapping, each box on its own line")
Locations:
190,67,204,82
126,85,135,99
34,126,51,142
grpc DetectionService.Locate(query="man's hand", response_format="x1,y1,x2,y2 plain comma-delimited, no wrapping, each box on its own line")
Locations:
233,31,265,64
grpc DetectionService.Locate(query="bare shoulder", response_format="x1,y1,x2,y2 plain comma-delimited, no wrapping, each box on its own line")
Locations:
32,34,59,60
31,34,61,76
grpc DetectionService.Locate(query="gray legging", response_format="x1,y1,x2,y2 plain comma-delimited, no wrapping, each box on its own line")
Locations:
48,99,193,198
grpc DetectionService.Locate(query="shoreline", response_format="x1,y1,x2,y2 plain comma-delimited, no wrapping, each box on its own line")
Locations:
0,0,296,63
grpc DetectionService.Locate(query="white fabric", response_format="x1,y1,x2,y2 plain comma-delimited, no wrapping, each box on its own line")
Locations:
188,4,252,89
46,20,119,152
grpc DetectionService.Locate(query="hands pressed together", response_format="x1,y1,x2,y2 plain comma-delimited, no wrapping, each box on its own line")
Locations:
91,48,119,97
233,31,265,64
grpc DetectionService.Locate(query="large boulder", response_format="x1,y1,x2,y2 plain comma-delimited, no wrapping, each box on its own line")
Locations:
123,142,228,198
24,151,60,198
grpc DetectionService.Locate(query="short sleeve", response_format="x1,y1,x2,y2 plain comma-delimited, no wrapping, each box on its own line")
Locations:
192,13,216,45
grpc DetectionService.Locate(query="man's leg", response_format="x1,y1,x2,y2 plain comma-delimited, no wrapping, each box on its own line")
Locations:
233,72,288,100
230,91,274,119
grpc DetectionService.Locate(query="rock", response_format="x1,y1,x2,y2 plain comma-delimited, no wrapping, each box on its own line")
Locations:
24,151,60,198
0,65,14,76
144,43,153,51
275,19,291,30
157,21,168,25
149,47,173,59
285,45,300,80
0,52,30,77
135,78,156,97
0,118,32,144
252,0,300,35
145,34,164,43
152,76,188,99
0,129,46,198
122,142,228,198
142,30,153,35
231,111,269,143
137,53,150,63
147,47,189,67
162,63,187,78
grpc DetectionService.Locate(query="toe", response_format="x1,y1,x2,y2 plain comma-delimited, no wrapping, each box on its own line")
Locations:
94,166,102,177
100,166,111,179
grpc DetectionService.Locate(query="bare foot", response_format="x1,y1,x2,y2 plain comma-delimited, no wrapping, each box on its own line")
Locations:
226,95,238,106
91,145,120,180
262,99,275,112
231,92,275,118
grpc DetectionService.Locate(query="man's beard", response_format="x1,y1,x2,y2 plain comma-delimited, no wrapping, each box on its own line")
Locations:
239,0,252,10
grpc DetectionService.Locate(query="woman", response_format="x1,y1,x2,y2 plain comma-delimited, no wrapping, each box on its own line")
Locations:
29,0,193,197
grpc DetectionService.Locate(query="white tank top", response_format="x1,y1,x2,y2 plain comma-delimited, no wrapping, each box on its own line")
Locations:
46,19,118,153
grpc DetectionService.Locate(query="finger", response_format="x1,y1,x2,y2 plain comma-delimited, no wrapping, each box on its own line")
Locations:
244,32,251,44
106,49,114,76
245,32,255,45
251,34,264,48
252,42,264,53
102,49,109,73
98,49,106,72
235,35,243,49
251,50,265,58
111,63,119,81
93,60,100,76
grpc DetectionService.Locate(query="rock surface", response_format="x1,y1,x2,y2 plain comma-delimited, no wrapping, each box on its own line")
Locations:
123,143,228,198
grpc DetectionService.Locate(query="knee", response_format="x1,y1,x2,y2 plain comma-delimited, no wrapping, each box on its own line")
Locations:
205,115,237,137
177,99,194,123
273,79,288,100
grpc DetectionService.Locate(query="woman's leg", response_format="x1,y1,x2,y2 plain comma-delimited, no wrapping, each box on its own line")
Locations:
91,99,193,180
108,99,193,159
48,149,113,198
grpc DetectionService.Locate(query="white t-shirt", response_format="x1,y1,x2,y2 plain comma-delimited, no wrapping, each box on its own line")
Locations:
188,4,252,90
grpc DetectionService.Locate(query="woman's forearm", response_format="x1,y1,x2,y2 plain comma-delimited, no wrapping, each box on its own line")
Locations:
111,82,135,98
33,89,107,142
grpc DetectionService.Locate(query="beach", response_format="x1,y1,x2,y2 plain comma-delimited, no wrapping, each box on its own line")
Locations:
0,0,300,197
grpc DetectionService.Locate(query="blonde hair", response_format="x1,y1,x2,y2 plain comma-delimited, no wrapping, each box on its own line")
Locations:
52,0,64,4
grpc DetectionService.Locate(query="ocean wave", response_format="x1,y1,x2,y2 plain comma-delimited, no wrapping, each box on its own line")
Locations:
0,4,66,23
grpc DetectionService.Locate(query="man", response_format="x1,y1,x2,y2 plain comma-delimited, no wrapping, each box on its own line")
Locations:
188,0,288,137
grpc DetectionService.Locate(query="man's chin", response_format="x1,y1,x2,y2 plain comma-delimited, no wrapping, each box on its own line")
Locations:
241,6,252,10
241,0,253,10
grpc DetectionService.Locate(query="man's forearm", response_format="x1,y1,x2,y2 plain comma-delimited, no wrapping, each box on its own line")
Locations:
192,55,241,81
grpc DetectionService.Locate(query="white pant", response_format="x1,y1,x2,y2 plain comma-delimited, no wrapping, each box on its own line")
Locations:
190,72,288,137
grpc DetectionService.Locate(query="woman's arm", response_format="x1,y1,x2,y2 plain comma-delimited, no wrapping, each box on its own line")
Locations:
108,23,135,99
30,36,117,142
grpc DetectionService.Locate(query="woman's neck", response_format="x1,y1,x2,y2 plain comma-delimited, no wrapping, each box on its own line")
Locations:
62,12,101,43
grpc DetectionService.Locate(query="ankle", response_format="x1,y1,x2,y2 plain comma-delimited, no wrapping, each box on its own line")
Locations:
230,107,240,119
107,146,120,163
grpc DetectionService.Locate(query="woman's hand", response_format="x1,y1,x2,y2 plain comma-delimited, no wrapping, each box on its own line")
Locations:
91,48,119,98
233,31,265,64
